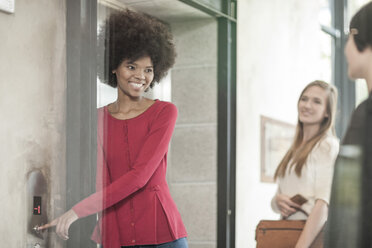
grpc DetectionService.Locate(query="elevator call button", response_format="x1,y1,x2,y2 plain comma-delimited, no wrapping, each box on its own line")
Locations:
33,196,41,215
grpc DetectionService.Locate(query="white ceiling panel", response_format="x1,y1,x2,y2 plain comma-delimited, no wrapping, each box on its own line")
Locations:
110,0,212,22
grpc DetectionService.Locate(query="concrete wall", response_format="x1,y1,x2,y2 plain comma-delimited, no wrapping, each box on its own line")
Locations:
236,0,332,247
170,19,218,248
0,0,66,247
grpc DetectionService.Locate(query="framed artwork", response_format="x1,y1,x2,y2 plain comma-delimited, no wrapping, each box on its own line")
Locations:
260,116,295,183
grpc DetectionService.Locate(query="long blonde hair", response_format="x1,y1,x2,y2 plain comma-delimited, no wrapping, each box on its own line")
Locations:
274,80,338,179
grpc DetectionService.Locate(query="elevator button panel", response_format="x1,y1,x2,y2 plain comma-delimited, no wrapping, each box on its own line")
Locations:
33,196,42,215
27,170,48,241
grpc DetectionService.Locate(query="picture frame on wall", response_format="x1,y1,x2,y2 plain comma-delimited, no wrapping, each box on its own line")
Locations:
260,116,295,183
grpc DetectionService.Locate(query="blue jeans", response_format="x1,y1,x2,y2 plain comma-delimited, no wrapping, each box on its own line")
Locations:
121,238,188,248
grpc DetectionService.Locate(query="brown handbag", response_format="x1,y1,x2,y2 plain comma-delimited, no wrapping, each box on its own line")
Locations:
255,220,325,248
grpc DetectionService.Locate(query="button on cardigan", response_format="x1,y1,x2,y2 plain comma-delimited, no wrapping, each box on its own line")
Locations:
72,100,187,247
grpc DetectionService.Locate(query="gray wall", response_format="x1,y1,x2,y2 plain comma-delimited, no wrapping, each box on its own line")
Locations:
169,19,218,248
0,0,66,247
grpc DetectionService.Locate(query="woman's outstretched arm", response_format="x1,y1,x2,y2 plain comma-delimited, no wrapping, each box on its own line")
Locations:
39,103,177,239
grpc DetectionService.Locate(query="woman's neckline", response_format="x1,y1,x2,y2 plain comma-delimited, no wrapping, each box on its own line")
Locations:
105,99,159,121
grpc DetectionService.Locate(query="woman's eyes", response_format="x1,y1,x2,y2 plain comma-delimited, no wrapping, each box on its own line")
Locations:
126,66,153,73
300,97,322,104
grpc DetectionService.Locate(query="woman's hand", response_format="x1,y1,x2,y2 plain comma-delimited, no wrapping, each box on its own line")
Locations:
38,209,79,240
275,194,301,218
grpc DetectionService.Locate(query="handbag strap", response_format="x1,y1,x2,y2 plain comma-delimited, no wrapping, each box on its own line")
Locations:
283,207,309,219
296,207,309,217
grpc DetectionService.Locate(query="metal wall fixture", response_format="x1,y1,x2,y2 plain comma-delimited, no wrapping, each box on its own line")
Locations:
27,170,49,247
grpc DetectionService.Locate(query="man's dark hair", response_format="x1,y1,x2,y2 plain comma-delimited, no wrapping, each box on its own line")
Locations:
350,2,372,52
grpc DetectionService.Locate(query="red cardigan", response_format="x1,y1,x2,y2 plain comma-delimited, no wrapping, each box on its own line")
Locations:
72,100,187,247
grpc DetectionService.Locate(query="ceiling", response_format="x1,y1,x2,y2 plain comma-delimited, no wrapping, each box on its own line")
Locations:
99,0,212,22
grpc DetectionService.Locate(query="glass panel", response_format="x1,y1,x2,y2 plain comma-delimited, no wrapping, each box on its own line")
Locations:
318,0,332,84
1,0,218,247
97,4,116,109
197,0,223,12
236,0,334,247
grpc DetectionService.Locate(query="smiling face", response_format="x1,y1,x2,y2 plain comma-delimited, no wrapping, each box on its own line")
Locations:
113,56,154,99
298,86,329,127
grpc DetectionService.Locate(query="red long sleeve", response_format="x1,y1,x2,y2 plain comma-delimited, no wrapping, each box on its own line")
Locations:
72,102,177,217
71,101,187,246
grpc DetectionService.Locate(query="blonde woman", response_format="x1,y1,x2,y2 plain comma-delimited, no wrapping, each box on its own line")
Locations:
271,81,339,248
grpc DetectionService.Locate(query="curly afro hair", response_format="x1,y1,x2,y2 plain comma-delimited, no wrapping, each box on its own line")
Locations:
98,9,176,88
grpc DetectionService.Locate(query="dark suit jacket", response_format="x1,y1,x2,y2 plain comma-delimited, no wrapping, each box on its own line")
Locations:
342,96,369,145
325,93,372,248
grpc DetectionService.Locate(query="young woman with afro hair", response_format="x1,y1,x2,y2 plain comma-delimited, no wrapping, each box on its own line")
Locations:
39,9,188,248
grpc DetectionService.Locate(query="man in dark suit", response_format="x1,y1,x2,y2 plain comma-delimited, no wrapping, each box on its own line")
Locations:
326,2,372,248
